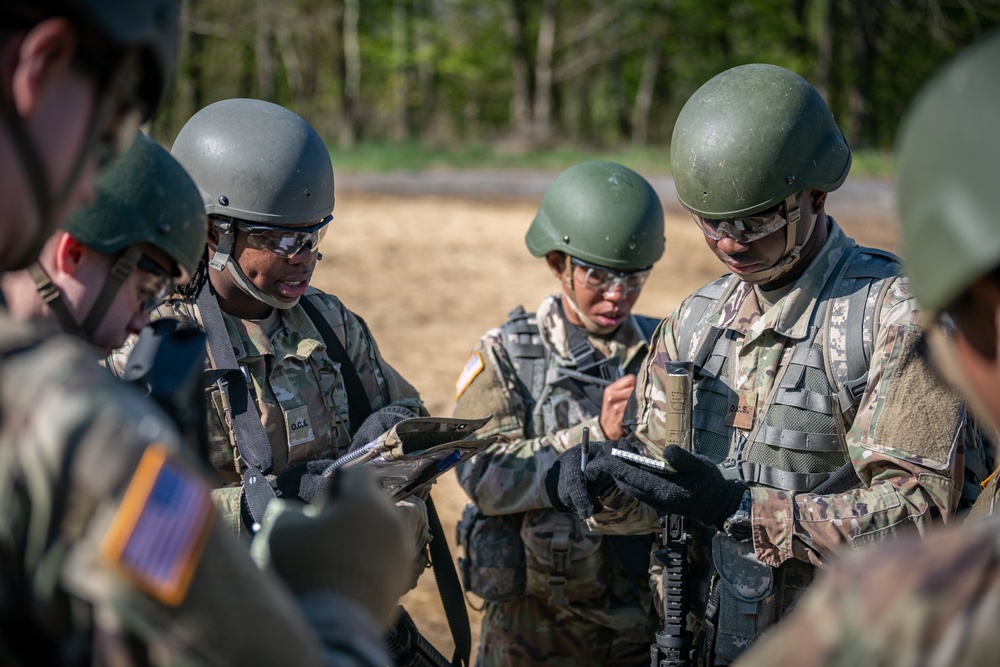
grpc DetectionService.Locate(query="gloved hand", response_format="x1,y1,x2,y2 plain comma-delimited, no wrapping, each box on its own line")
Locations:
592,444,746,529
543,439,618,519
273,458,335,504
350,405,420,452
251,465,412,630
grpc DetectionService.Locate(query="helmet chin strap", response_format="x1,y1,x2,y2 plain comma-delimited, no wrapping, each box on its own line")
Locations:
737,195,814,285
209,220,298,310
561,259,616,335
26,245,142,344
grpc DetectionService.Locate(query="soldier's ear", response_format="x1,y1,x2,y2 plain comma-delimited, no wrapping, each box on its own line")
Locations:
545,251,567,280
52,232,88,277
9,18,80,117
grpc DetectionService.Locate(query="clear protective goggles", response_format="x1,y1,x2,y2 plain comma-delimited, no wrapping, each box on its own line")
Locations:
236,215,333,258
570,257,651,294
693,200,790,244
134,253,175,313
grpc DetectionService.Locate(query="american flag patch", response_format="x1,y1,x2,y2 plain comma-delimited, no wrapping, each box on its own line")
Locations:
455,351,485,400
101,445,214,606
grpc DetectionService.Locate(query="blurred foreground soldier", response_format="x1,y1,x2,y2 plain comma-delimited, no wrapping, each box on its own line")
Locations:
0,3,409,665
546,64,987,665
454,161,664,666
735,32,1000,667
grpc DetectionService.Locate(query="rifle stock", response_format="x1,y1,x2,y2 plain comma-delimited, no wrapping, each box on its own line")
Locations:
385,606,454,667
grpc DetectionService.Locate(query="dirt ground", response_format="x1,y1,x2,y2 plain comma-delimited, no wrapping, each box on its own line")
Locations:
309,189,900,657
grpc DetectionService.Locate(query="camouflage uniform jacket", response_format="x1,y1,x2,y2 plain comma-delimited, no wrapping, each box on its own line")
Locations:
589,220,969,662
111,287,430,569
455,295,656,637
0,311,389,667
594,220,966,558
734,513,1000,667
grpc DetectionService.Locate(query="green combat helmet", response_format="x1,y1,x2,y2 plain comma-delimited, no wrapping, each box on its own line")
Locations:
526,160,665,270
1,0,181,270
896,33,1000,318
170,98,335,309
32,133,207,342
671,64,851,283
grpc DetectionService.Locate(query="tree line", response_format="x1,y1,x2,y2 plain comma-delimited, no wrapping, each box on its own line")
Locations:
150,0,1000,158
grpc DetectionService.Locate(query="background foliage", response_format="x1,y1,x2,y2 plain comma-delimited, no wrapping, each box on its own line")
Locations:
150,0,1000,171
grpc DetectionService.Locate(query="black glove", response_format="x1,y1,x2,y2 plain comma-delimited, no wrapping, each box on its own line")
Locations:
349,405,419,452
543,440,618,519
592,444,746,529
273,458,335,504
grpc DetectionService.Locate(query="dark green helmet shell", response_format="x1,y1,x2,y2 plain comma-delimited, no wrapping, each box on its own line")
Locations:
170,99,335,226
526,161,665,270
671,64,851,219
897,33,1000,315
63,133,206,283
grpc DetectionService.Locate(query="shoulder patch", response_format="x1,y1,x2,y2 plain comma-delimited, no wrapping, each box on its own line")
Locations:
456,351,485,400
101,445,214,606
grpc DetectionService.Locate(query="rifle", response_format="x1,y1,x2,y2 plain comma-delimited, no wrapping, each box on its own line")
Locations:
384,606,454,667
651,361,695,667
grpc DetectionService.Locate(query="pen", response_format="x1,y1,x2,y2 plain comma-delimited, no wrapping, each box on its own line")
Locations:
581,426,590,472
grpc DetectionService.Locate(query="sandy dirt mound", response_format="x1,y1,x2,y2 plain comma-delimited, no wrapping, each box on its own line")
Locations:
311,191,899,657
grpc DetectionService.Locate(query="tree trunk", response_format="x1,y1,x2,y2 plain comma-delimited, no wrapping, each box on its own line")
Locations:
254,0,275,99
631,0,671,146
391,0,410,143
531,0,557,144
340,0,361,148
848,0,881,148
503,0,532,143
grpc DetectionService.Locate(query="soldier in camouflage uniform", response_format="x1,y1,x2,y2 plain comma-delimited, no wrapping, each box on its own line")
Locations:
735,32,1000,667
0,2,411,664
548,65,984,665
454,161,665,666
114,98,432,576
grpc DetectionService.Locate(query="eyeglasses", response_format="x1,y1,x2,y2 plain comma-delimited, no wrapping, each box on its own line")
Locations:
134,253,175,313
570,257,651,294
693,200,790,244
236,216,333,258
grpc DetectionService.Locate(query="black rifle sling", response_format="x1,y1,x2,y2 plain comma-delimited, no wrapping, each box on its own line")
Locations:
301,296,470,666
196,284,276,526
425,495,472,667
299,295,373,432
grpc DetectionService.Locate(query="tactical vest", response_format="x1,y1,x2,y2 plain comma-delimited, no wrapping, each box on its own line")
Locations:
499,304,659,609
675,246,903,664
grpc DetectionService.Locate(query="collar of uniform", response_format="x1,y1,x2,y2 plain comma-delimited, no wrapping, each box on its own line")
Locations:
710,219,850,344
537,294,647,365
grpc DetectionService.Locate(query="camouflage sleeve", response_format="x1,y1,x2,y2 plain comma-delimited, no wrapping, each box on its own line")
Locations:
452,332,603,516
584,306,686,536
735,516,1000,667
751,279,965,567
0,326,388,667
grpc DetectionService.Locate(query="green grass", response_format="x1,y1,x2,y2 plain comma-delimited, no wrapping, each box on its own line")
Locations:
330,141,896,179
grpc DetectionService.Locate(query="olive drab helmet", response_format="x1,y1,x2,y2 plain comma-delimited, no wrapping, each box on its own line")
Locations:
31,133,207,342
526,160,664,333
526,161,665,270
1,0,181,271
897,33,1000,318
671,64,851,284
170,98,335,309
